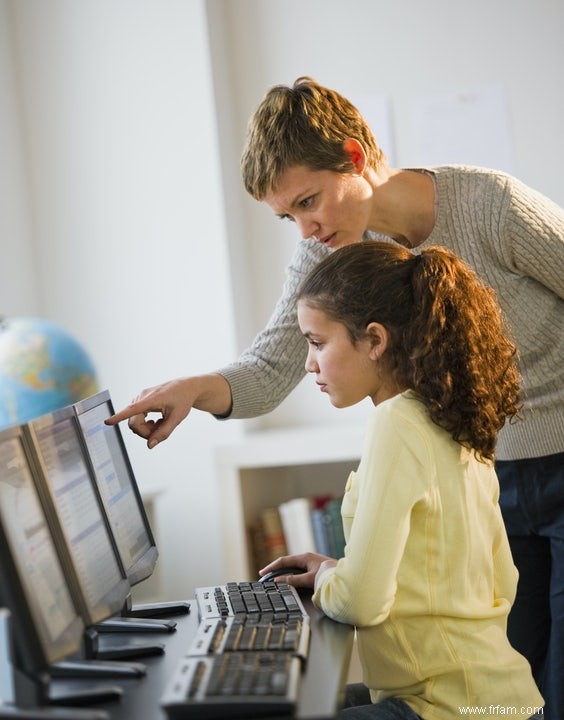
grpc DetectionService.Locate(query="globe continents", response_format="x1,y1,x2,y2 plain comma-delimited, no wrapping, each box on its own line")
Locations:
0,316,99,430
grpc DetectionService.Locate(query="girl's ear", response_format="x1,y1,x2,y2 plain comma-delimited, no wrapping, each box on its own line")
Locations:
365,322,389,361
343,138,367,174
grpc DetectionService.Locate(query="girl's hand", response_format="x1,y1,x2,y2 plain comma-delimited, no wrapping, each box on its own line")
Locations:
259,552,335,589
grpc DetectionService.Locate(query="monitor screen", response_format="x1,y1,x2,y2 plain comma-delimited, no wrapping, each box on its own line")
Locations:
0,426,84,672
23,406,130,626
73,390,158,586
0,607,14,703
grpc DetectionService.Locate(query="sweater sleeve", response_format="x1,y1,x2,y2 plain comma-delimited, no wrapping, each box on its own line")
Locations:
505,176,564,299
217,238,330,419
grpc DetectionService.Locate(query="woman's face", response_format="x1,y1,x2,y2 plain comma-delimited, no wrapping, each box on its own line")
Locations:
264,165,372,250
297,301,395,408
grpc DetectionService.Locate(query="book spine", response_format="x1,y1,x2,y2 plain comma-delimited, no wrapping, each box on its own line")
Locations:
278,497,316,555
311,507,332,556
260,507,288,562
325,498,346,558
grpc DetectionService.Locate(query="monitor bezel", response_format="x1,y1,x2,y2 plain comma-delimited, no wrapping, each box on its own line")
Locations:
73,389,158,587
22,405,131,626
0,424,85,674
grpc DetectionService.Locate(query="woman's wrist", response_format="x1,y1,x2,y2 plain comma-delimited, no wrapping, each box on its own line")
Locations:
191,373,233,416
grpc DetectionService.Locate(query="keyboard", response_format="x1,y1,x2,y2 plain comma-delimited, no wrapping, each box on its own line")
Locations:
187,613,309,659
160,581,310,719
195,580,307,620
160,651,302,719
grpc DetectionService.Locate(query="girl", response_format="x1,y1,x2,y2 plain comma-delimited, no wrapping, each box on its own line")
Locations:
260,241,543,720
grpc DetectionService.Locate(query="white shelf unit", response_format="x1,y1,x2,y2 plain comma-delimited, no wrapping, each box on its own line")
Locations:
215,424,364,579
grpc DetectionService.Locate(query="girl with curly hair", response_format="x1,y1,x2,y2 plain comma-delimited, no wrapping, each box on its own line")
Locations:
260,241,543,719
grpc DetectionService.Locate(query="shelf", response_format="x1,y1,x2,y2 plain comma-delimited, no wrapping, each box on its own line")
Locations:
215,424,364,579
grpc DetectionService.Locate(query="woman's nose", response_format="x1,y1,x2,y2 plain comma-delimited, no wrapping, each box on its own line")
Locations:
296,216,320,240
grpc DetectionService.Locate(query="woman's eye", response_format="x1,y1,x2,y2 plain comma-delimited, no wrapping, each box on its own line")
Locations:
279,214,295,223
300,196,314,209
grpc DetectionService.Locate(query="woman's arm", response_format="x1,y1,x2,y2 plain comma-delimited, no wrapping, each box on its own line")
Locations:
107,239,329,445
507,178,564,298
219,238,329,418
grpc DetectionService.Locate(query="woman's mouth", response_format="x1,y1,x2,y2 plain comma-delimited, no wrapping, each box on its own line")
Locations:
317,232,336,247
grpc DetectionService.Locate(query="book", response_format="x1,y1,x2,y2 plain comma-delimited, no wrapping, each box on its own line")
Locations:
311,506,332,556
260,506,288,562
248,519,269,572
324,497,346,558
278,497,317,555
248,506,288,573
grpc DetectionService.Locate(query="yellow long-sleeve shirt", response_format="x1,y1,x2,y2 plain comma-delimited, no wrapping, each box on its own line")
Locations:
312,392,543,720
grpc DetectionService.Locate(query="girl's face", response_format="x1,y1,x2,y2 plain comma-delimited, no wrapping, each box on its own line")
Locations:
263,165,372,250
297,301,398,408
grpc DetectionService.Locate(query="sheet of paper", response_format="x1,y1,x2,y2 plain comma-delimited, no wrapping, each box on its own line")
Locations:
412,85,514,171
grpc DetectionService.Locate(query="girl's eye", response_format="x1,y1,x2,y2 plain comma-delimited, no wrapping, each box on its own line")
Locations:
300,196,314,209
279,214,295,223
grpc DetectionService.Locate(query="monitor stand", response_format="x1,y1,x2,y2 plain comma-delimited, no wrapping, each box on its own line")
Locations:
0,706,108,720
93,594,188,634
6,665,112,720
0,607,112,718
50,629,151,678
125,594,190,618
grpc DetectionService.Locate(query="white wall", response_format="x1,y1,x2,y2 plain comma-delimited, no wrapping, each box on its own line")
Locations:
1,0,563,598
0,1,37,316
1,0,241,599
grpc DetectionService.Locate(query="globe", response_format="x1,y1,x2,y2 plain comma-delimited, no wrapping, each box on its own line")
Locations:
0,316,99,430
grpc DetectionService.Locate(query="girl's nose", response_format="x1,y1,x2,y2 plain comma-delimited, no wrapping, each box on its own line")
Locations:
305,349,318,374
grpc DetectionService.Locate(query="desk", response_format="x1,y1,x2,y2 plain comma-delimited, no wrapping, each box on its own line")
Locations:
51,593,353,720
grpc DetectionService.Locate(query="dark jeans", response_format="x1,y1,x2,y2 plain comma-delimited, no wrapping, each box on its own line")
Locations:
339,684,421,719
497,451,564,720
339,683,543,719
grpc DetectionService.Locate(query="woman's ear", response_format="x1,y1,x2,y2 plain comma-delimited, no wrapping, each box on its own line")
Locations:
343,138,367,174
365,322,389,361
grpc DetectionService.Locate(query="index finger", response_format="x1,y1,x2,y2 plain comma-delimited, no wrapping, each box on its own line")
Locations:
105,399,158,425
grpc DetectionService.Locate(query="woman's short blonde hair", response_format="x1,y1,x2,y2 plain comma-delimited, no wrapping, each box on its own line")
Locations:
241,76,385,200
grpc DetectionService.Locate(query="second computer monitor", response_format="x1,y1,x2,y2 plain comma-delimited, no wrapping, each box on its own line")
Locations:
73,390,158,588
23,405,130,627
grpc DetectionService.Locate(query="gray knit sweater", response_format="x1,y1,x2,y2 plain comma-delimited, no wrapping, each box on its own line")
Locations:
219,166,564,461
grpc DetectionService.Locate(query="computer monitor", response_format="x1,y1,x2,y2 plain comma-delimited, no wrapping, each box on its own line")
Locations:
22,406,130,628
0,425,85,674
73,390,158,587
